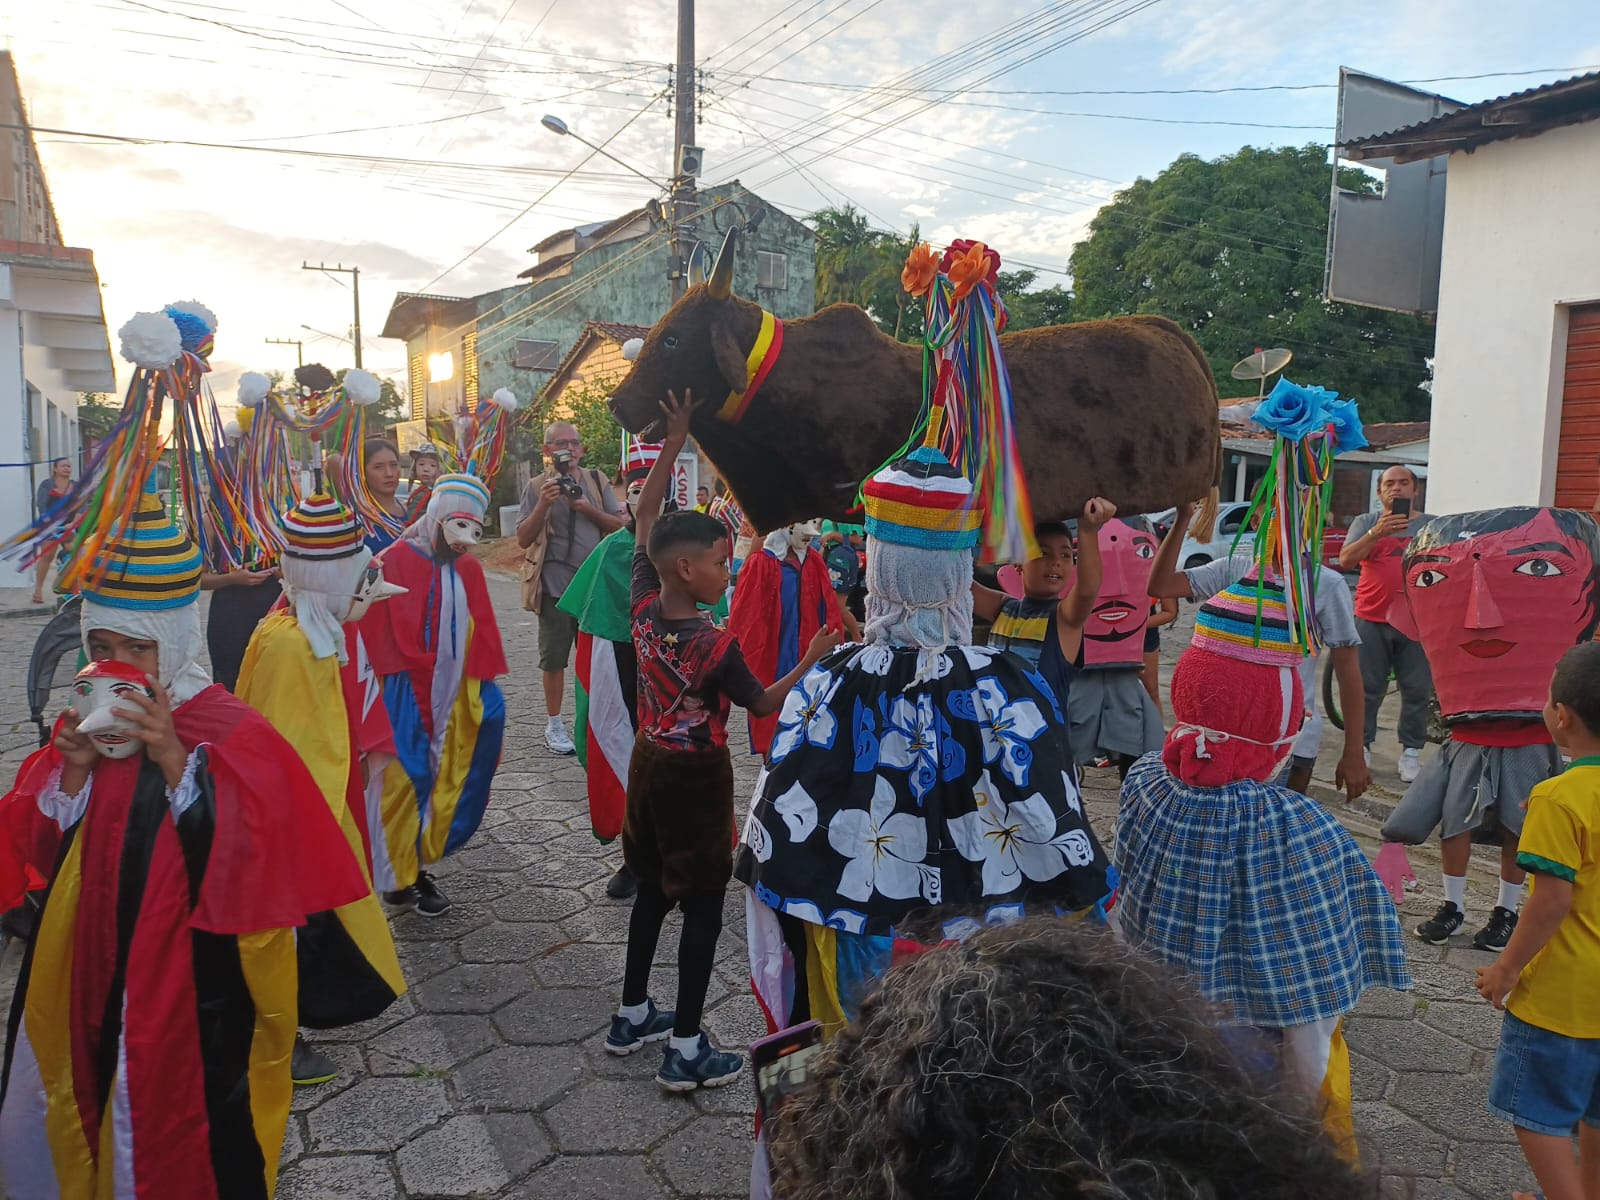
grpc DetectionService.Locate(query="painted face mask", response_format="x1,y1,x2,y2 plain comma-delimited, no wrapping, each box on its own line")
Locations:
344,560,407,622
1082,516,1157,669
1402,507,1600,721
788,521,821,556
71,660,156,759
440,513,484,553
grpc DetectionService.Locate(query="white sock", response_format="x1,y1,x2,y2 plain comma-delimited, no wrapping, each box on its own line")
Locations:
1498,879,1525,913
548,715,565,729
669,1033,704,1059
1442,874,1468,912
618,1000,649,1024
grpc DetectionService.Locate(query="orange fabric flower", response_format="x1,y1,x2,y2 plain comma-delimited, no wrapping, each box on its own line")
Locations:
901,242,940,298
946,239,997,302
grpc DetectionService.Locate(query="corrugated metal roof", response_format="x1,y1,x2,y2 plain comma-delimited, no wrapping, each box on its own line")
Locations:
1342,71,1600,161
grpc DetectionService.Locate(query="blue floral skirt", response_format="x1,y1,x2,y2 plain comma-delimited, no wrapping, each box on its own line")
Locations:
734,642,1112,937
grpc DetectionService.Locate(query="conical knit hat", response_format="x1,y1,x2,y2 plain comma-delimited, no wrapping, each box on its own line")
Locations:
862,443,981,552
1191,573,1302,667
431,473,490,521
280,493,364,560
84,485,202,611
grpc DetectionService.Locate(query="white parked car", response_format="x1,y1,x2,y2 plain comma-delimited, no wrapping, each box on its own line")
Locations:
1174,501,1256,570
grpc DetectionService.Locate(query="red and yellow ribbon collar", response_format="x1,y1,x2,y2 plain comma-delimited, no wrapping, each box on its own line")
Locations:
715,309,783,424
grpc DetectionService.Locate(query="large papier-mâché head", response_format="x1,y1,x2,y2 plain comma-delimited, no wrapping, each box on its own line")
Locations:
1402,507,1600,722
1082,516,1156,669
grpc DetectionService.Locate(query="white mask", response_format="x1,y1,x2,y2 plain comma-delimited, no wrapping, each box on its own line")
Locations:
344,559,408,622
440,514,484,553
71,661,156,759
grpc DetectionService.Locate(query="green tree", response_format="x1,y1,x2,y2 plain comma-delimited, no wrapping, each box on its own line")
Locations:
1069,143,1434,421
332,368,406,426
809,205,925,342
77,392,119,441
997,269,1072,331
540,375,623,481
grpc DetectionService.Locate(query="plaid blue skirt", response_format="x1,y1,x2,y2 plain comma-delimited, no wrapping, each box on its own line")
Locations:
1115,753,1410,1027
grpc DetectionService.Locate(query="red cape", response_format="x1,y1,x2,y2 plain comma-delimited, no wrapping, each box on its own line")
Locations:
361,540,508,681
0,686,369,934
729,547,841,754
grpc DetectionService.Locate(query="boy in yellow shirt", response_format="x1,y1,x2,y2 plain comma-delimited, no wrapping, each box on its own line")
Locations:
1477,641,1600,1200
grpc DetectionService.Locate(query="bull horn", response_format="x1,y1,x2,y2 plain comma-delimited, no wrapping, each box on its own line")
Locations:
707,226,739,299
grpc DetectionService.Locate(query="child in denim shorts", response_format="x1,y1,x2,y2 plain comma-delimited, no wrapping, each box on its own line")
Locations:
1476,641,1600,1197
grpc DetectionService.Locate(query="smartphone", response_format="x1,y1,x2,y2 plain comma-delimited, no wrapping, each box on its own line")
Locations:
1392,497,1412,519
751,1020,823,1121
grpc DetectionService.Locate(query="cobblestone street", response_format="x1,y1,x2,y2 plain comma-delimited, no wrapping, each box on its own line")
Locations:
0,576,1539,1199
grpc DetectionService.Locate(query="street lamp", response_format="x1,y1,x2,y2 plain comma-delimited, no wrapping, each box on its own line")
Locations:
540,113,663,192
301,323,353,346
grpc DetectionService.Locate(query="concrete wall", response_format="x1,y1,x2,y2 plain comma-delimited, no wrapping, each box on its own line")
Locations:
1427,121,1600,513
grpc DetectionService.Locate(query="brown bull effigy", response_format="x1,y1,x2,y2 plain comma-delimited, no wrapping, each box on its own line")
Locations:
608,228,1221,534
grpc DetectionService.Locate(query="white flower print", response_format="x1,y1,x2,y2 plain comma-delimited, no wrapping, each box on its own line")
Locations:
828,776,932,903
771,668,843,762
878,695,940,801
959,646,997,671
744,812,774,863
964,677,1047,787
850,644,895,676
949,771,1093,895
772,780,819,842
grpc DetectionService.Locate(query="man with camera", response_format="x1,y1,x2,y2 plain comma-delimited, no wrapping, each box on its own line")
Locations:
1339,465,1434,783
517,420,625,754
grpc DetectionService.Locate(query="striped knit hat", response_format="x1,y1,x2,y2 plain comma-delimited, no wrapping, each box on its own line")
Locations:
862,444,982,551
280,493,364,560
430,473,491,521
83,485,202,611
623,436,663,485
1191,573,1303,666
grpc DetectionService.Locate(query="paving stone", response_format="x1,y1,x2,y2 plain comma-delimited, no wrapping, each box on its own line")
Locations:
691,1068,758,1117
367,1014,501,1076
456,1043,585,1111
491,819,573,845
513,1155,667,1200
1413,1183,1473,1199
1350,1050,1392,1102
276,1154,398,1200
452,842,526,873
1418,1000,1505,1051
1390,1070,1518,1145
1403,957,1482,1002
428,870,515,904
280,1115,304,1165
560,902,636,944
412,963,532,1014
506,800,585,823
703,991,768,1054
517,854,603,887
396,1116,512,1197
650,1117,754,1195
398,936,462,982
532,941,628,988
544,832,615,859
1346,1016,1475,1074
484,1112,556,1180
496,987,612,1045
1355,986,1429,1020
544,1080,696,1152
306,1076,451,1152
459,921,570,962
494,772,553,790
494,887,588,923
1454,1140,1539,1199
312,993,415,1042
287,1042,366,1111
1352,1102,1450,1178
390,903,494,942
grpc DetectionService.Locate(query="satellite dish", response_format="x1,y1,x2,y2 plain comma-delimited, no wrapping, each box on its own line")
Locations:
1230,347,1293,381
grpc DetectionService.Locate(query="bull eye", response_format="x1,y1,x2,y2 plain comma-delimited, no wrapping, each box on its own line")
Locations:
663,334,679,350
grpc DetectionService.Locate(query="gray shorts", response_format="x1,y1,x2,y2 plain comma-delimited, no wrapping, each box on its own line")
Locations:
1067,670,1164,763
537,603,578,672
1381,737,1559,845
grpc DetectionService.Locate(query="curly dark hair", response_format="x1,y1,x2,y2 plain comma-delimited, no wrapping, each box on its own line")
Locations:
766,919,1374,1200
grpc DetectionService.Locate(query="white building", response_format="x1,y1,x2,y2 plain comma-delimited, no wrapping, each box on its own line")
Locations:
0,54,114,589
1341,73,1600,514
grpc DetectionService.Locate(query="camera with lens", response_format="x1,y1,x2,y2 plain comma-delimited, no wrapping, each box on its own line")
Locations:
551,450,585,501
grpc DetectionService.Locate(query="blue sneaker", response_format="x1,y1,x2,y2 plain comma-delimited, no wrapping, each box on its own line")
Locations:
655,1033,744,1092
605,1000,675,1056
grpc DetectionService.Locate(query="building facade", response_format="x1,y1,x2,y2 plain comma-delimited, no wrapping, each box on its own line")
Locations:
380,182,817,421
0,53,115,587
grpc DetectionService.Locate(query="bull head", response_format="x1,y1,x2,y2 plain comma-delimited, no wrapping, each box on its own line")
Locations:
609,226,764,439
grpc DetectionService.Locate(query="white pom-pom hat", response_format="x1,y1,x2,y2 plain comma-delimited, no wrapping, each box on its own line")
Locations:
343,368,382,406
491,387,519,411
236,372,271,409
223,419,243,440
621,338,644,362
118,312,184,369
164,300,219,331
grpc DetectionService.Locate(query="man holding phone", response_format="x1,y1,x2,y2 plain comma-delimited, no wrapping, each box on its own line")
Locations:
1340,466,1434,782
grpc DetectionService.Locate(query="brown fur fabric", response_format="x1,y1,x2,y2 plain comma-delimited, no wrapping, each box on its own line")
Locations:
622,735,736,899
610,287,1222,533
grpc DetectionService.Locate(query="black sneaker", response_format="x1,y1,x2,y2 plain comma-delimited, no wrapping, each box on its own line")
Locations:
291,1035,340,1086
605,865,638,900
414,872,451,918
1414,900,1465,945
605,999,675,1055
656,1033,744,1092
1473,906,1519,951
382,885,418,911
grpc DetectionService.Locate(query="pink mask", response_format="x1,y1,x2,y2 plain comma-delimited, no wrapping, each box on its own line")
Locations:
71,660,156,760
1082,517,1157,668
1402,508,1600,720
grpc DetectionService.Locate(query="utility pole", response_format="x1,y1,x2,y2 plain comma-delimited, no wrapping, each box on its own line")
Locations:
265,336,304,367
668,0,696,302
301,262,363,367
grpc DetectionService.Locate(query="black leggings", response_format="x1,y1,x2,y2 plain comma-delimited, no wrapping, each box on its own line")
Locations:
621,881,723,1039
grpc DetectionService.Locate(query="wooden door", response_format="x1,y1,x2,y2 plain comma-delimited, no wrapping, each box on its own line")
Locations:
1554,304,1600,510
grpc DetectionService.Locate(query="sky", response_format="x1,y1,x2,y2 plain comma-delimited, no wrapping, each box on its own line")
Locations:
7,0,1599,407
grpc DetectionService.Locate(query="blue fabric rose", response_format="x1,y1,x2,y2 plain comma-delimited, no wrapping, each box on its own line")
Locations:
1252,378,1335,443
1324,397,1369,452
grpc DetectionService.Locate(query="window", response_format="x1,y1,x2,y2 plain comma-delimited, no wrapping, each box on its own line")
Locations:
514,339,561,370
756,250,788,290
409,353,425,420
1219,505,1247,536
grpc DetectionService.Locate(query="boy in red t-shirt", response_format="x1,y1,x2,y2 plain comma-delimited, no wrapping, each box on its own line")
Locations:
606,390,839,1091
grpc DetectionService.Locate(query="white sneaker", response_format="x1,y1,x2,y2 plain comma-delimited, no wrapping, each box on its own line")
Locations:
545,718,576,756
1399,747,1421,783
